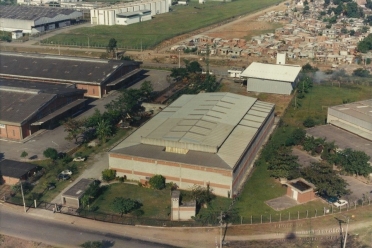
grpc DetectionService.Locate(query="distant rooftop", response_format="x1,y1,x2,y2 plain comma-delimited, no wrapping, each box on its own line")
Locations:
241,62,302,82
329,99,372,127
0,52,138,85
0,5,79,21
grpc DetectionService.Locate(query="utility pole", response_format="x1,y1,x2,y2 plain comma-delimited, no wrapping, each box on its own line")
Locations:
178,49,181,68
20,182,26,213
343,216,350,248
219,211,225,248
206,44,210,74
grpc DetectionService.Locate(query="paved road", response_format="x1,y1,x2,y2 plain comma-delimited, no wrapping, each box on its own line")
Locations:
0,205,176,248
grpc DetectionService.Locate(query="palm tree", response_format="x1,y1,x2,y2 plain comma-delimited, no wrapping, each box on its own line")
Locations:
96,120,112,143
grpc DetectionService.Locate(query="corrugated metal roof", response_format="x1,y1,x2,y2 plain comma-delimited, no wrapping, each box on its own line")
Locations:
241,62,301,82
111,92,275,169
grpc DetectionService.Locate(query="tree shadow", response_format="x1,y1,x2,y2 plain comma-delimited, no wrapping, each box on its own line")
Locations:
285,223,297,240
101,240,115,248
0,152,3,161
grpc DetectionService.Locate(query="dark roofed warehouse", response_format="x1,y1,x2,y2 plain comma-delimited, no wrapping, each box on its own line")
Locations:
0,52,141,98
0,78,86,141
0,159,38,185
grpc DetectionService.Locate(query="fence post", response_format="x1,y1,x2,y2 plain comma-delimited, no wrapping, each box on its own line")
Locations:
280,213,281,222
315,209,317,218
270,214,271,223
261,215,262,224
289,212,290,221
298,211,299,220
307,210,309,218
241,216,243,225
354,201,357,209
251,215,252,224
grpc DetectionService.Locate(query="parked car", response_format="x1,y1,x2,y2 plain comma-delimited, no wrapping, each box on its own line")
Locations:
334,200,348,207
60,170,72,176
73,157,86,162
47,183,56,190
325,196,338,204
58,174,70,181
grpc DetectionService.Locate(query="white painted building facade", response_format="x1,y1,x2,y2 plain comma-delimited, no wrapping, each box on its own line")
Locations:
90,0,170,26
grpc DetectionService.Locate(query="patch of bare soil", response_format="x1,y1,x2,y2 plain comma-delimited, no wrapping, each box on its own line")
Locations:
0,235,56,248
203,4,288,40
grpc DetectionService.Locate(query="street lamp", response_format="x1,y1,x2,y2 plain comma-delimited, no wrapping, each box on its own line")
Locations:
178,49,181,68
342,215,350,248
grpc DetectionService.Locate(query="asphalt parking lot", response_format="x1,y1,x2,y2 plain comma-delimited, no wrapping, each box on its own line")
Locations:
342,176,372,202
129,69,171,91
306,124,372,162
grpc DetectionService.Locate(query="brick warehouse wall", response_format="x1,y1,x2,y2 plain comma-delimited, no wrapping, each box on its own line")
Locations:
109,153,233,197
0,124,22,140
232,107,275,195
76,84,101,98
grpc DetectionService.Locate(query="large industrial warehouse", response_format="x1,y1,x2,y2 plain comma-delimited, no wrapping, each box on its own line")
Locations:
241,62,302,95
109,92,275,197
0,6,82,34
0,52,140,98
0,79,86,141
327,99,372,141
90,0,170,26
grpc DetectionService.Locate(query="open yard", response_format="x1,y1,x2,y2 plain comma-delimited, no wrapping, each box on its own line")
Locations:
282,84,372,127
43,0,281,49
91,183,172,219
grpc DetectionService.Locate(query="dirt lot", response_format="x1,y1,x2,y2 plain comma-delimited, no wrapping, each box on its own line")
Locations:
204,3,288,40
0,235,55,248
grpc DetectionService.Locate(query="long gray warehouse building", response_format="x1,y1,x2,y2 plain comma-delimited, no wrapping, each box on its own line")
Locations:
327,99,372,141
0,6,82,34
241,62,301,95
109,92,275,197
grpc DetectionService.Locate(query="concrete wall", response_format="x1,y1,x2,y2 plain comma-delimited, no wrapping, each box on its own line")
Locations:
286,186,315,203
62,196,80,208
0,18,34,33
247,78,293,95
2,176,20,186
109,153,232,197
0,124,22,140
172,206,195,221
76,84,101,98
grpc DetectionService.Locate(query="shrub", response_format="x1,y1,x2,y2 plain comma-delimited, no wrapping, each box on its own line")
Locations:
149,174,166,190
43,148,58,160
20,151,28,158
303,117,315,128
101,169,116,182
118,177,125,183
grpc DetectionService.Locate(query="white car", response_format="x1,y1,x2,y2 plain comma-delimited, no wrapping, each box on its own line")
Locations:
73,157,86,162
333,199,348,207
60,170,72,176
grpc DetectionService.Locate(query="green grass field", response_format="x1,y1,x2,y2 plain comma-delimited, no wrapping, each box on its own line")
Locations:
283,84,372,127
44,0,281,49
91,183,172,218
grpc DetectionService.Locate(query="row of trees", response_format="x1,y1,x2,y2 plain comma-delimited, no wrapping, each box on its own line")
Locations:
63,81,153,144
263,127,371,198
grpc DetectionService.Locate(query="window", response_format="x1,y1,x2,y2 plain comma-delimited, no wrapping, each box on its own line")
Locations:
13,130,15,136
93,88,95,94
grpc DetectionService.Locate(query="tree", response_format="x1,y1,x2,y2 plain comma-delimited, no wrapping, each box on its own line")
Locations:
105,88,144,117
111,197,142,216
80,241,103,248
292,128,306,145
62,118,86,144
170,67,189,81
186,61,203,73
101,169,116,182
106,38,117,58
149,174,166,190
43,148,58,160
267,146,300,179
335,148,372,177
302,63,318,73
190,184,215,205
352,68,370,77
20,151,28,158
301,162,349,198
139,81,154,101
96,120,112,143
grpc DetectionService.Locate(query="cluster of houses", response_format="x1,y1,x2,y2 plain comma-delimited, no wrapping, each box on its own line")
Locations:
171,0,372,66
